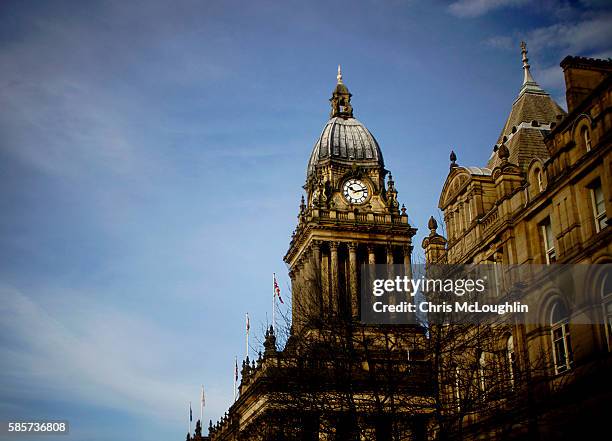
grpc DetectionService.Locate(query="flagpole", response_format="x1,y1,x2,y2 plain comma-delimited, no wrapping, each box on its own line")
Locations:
233,356,237,402
245,312,249,360
272,273,276,333
200,385,204,424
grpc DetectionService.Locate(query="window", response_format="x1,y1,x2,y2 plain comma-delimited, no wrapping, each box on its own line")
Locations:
453,366,461,410
605,300,612,352
478,351,486,393
602,272,612,351
506,335,516,388
550,302,573,374
582,127,592,152
590,182,606,233
541,219,556,264
492,257,502,297
536,170,544,192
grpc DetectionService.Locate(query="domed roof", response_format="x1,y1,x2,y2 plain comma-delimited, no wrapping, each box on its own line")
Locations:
307,116,384,178
306,66,384,179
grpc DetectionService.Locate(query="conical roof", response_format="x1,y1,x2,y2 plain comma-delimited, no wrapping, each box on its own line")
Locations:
487,42,566,170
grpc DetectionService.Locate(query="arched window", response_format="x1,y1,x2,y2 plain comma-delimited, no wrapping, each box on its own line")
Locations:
602,272,612,351
582,127,592,152
536,170,544,192
506,335,516,388
550,301,573,373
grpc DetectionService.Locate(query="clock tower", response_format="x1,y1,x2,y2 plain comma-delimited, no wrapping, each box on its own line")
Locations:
207,68,433,441
284,66,418,333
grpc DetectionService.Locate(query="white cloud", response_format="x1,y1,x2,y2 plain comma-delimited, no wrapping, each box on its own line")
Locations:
448,0,529,18
483,12,612,94
0,284,228,422
535,64,566,91
525,13,612,54
483,12,612,56
485,35,514,50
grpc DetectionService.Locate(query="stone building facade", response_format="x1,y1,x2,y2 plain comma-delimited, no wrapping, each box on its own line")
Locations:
422,45,612,440
187,46,611,441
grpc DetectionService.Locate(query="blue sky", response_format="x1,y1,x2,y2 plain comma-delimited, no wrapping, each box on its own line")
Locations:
0,0,611,440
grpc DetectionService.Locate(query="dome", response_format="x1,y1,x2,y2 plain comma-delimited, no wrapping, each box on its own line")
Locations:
307,116,384,179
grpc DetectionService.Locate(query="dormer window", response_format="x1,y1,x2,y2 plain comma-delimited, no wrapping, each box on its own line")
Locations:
582,127,592,151
536,170,544,192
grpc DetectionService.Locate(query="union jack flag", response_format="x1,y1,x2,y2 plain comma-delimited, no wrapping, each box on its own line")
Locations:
273,273,284,304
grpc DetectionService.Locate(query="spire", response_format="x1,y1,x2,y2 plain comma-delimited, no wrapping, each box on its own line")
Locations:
330,65,353,118
520,41,534,85
519,41,544,96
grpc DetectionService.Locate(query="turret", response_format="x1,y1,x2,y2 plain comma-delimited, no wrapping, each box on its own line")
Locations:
422,216,447,264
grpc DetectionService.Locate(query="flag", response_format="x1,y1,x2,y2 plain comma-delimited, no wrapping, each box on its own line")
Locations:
273,273,284,304
189,402,192,422
246,312,250,333
201,385,205,407
235,358,238,382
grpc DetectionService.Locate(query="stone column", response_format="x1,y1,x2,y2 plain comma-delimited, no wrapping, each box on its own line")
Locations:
295,261,304,329
321,247,330,315
348,242,359,320
366,246,377,316
386,245,394,265
302,250,313,320
403,245,413,279
311,240,322,318
289,268,298,331
386,245,396,309
368,245,376,264
330,241,339,315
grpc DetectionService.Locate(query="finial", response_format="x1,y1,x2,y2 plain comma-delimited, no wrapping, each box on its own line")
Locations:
337,65,343,84
520,41,535,85
401,204,407,215
520,41,528,66
517,41,545,96
449,150,458,169
428,216,438,233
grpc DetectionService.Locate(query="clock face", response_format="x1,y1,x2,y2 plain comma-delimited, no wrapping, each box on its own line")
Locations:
343,179,368,204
